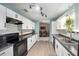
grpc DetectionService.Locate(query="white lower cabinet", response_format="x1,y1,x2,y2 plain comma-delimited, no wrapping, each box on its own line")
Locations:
55,39,72,56
0,46,13,56
55,40,58,55
27,37,32,51
27,34,38,51
55,40,62,56
62,47,72,56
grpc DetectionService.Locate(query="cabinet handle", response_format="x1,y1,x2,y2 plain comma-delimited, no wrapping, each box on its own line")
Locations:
56,45,58,48
31,40,32,42
0,52,6,56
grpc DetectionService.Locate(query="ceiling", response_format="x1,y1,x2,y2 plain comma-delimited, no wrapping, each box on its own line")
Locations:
2,3,73,23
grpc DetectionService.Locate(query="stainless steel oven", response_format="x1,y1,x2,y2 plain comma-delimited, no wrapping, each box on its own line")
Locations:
14,39,27,56
5,33,27,56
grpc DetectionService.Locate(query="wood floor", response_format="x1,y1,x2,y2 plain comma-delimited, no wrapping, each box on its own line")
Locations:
27,40,56,56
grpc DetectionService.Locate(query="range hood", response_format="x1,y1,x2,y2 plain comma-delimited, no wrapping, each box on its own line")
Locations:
6,17,23,25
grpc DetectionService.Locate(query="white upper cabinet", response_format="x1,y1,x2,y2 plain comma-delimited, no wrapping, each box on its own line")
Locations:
56,16,66,30
0,4,6,30
22,17,35,29
7,8,16,18
56,10,75,30
7,8,22,21
28,20,35,29
22,17,29,29
6,6,35,30
0,5,6,19
14,13,23,21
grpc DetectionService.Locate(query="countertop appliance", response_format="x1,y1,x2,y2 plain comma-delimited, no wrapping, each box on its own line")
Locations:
14,39,27,56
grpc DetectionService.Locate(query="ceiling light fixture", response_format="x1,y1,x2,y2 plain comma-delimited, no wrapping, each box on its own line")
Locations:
45,15,47,17
29,4,41,11
35,5,40,11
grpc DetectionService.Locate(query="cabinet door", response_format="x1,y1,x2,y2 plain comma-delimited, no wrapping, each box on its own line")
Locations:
27,20,34,29
0,18,6,30
27,38,31,51
56,16,66,29
60,16,66,29
18,14,22,21
55,39,58,56
0,46,13,56
57,41,63,56
0,5,6,19
62,47,72,56
56,19,61,29
0,5,6,30
15,13,22,21
55,39,63,56
7,8,15,18
22,17,28,29
32,35,36,45
35,34,38,41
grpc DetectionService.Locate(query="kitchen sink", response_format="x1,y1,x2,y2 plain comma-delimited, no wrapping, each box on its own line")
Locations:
57,35,78,55
57,35,73,43
61,38,73,43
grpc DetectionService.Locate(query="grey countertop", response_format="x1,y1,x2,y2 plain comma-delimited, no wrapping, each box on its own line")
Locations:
53,34,78,56
19,33,38,40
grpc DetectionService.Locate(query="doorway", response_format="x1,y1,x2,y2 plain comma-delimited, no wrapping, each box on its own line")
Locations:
39,22,49,37
39,22,50,41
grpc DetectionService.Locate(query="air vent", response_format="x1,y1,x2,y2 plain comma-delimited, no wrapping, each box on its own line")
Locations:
24,9,28,12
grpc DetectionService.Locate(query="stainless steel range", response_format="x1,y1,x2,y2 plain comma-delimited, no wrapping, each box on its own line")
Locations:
0,33,27,56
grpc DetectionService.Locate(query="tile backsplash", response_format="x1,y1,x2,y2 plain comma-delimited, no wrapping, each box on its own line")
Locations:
0,23,19,35
0,23,33,35
57,30,79,40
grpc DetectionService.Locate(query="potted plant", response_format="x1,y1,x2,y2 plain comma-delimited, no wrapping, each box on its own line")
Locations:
65,15,74,41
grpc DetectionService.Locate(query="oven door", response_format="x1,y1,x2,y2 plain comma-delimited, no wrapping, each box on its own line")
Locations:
14,39,27,56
